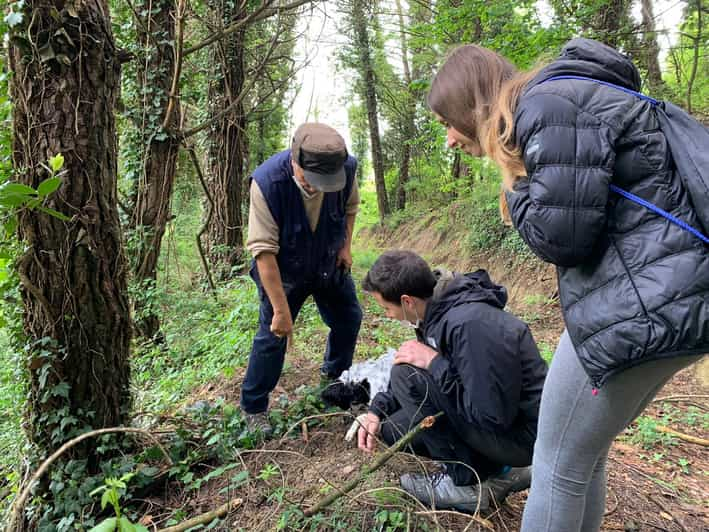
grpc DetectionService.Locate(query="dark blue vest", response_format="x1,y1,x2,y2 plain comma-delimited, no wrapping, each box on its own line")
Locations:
251,149,357,285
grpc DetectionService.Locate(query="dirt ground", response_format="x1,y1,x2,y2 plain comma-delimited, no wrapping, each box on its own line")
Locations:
149,222,708,531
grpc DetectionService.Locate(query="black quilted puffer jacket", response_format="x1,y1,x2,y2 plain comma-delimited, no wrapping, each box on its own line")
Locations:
505,38,709,388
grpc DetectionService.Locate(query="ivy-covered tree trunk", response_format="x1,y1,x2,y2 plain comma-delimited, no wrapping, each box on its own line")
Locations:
129,0,181,339
9,0,131,456
352,0,389,222
206,1,248,280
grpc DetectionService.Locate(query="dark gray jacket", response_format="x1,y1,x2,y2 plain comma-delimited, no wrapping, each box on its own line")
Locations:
370,271,547,432
506,38,709,388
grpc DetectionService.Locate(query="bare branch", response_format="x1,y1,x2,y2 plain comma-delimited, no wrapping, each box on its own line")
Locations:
184,0,319,57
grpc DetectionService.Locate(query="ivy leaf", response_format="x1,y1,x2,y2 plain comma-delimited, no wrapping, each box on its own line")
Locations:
48,153,65,173
4,11,23,28
50,381,70,398
37,177,62,197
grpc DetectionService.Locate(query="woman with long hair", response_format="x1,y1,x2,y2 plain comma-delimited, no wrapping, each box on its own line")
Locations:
428,38,708,531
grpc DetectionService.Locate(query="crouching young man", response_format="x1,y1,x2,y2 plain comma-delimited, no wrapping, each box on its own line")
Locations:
358,250,547,513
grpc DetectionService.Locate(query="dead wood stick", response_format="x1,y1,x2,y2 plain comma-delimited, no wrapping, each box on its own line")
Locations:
303,412,443,517
654,394,709,402
655,425,709,446
157,497,243,532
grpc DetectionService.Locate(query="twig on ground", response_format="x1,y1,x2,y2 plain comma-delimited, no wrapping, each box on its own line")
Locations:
654,394,709,402
655,425,709,446
414,509,494,531
303,413,443,517
157,497,242,532
279,411,353,442
604,487,619,516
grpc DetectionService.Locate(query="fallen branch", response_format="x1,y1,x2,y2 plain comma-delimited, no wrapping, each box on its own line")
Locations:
8,427,171,530
654,394,709,402
655,425,709,447
303,413,443,517
157,497,243,532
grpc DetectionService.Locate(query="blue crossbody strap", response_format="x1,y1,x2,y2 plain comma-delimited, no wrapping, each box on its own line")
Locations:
609,185,709,244
540,75,709,245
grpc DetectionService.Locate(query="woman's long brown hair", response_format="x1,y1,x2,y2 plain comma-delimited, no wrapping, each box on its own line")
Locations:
428,44,544,189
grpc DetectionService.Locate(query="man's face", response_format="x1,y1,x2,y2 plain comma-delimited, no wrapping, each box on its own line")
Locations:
291,160,318,194
371,291,406,321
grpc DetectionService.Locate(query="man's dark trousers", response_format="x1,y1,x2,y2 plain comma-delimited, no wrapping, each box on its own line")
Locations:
240,269,362,414
379,364,536,486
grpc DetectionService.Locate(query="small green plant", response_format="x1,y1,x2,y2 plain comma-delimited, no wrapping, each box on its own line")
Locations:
257,462,280,482
627,416,676,449
677,457,690,474
88,472,148,532
374,509,407,531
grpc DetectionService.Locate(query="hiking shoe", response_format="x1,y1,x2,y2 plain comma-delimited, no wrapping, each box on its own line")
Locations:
400,471,488,514
485,466,532,506
244,411,273,439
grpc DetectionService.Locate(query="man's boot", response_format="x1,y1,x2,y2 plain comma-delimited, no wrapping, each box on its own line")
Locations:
244,411,273,439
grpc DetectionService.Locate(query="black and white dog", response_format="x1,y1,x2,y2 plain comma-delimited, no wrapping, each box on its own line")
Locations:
320,348,395,409
320,349,395,440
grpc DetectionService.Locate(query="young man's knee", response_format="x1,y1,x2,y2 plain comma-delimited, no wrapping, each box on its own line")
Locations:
390,363,431,395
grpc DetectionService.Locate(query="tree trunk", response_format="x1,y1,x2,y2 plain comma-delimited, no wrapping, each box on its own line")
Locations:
589,0,634,47
640,0,664,90
206,1,248,280
394,0,414,211
352,0,389,222
9,0,131,457
686,0,703,113
130,0,181,339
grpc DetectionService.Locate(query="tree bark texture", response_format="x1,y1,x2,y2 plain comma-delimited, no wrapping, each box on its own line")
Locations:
9,0,131,455
130,0,181,339
352,0,389,222
206,0,248,280
640,0,664,90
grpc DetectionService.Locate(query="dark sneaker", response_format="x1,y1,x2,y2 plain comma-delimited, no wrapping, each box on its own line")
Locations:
244,411,273,439
486,466,532,506
400,471,488,514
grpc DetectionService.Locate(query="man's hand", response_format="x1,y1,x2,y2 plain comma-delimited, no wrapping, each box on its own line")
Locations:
357,412,381,453
270,308,293,339
394,340,438,369
336,246,353,270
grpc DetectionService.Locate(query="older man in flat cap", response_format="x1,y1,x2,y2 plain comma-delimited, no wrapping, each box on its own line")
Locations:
240,123,362,436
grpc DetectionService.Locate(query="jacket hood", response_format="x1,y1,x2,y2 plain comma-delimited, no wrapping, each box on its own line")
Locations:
424,269,507,327
528,38,641,93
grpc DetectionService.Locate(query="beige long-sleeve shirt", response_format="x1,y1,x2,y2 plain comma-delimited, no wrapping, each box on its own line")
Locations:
246,178,360,258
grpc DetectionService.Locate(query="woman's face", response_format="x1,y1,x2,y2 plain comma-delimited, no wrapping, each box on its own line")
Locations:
436,115,483,157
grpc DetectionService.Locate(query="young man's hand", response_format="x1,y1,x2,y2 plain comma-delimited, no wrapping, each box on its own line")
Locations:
394,339,438,369
357,412,381,453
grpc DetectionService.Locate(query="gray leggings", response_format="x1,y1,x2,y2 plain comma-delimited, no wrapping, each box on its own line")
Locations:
521,331,703,532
